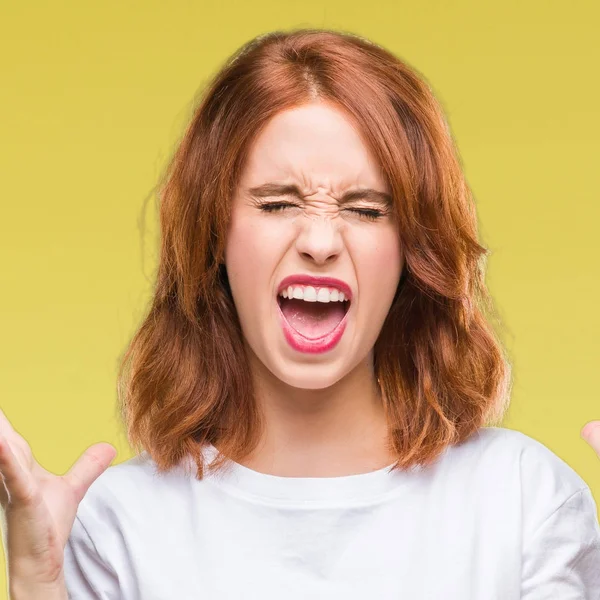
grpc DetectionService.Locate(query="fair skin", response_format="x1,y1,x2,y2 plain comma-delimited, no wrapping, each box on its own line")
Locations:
582,421,600,459
224,101,403,477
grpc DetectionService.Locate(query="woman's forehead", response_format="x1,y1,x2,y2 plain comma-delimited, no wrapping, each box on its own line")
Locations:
240,105,388,193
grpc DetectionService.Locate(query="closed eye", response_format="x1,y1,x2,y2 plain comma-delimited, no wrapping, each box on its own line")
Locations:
345,208,385,221
257,201,385,221
257,202,299,213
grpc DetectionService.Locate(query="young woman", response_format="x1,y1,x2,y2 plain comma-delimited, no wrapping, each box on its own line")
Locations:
2,28,600,599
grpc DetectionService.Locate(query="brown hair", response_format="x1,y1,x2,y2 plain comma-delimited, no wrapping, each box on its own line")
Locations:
116,28,512,479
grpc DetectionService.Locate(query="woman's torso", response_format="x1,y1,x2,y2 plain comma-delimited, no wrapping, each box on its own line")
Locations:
63,427,600,599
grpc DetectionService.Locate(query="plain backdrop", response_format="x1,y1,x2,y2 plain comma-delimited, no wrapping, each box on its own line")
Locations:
1,1,599,596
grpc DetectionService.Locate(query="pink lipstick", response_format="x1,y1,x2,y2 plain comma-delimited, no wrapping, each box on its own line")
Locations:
276,274,352,354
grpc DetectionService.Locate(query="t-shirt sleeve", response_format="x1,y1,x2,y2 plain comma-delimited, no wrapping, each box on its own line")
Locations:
63,514,121,600
521,486,600,599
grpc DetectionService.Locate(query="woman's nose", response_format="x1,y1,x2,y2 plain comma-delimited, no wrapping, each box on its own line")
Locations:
294,215,344,266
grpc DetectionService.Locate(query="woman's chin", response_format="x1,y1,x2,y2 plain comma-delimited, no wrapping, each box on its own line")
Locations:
267,353,352,390
275,372,344,391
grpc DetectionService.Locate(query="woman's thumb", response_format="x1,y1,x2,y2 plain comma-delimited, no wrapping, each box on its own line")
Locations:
63,442,118,504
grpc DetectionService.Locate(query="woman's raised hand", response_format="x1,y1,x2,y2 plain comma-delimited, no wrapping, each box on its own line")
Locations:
0,407,117,589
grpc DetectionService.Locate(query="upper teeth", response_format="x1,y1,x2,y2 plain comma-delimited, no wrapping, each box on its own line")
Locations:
279,285,348,303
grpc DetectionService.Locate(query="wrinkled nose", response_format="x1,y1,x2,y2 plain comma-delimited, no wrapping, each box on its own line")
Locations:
294,215,344,266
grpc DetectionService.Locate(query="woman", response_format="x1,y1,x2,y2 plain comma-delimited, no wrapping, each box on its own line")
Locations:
2,28,600,599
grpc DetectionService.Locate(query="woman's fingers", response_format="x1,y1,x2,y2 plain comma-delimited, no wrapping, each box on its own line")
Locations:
0,433,36,507
0,407,17,436
62,443,117,504
581,421,600,458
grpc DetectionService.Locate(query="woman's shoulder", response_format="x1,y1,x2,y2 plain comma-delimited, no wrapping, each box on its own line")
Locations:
75,449,198,521
454,426,587,479
446,426,591,507
65,450,207,592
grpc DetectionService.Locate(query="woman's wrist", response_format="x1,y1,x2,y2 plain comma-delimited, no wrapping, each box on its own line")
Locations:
9,572,68,600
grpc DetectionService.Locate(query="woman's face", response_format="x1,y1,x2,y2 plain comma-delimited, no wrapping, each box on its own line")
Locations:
224,101,403,390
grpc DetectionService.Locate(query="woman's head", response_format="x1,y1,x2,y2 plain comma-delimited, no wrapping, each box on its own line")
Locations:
117,28,511,477
225,100,403,391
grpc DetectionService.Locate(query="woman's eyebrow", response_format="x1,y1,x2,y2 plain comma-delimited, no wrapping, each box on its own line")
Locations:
247,183,393,206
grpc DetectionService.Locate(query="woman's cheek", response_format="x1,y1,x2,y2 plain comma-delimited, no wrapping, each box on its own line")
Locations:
363,231,402,308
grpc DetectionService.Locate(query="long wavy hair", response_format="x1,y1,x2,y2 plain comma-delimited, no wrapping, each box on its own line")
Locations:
116,28,512,479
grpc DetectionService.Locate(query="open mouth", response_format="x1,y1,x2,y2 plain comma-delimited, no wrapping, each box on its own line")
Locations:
277,288,351,340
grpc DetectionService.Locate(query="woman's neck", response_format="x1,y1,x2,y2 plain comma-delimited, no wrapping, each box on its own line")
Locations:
239,356,395,477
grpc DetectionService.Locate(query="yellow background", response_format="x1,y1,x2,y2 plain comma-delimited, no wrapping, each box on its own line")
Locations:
1,1,599,594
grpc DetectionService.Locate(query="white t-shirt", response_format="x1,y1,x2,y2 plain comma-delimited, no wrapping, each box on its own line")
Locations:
63,426,600,599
